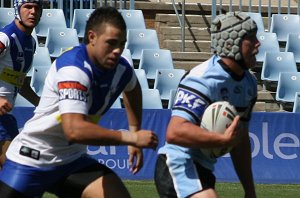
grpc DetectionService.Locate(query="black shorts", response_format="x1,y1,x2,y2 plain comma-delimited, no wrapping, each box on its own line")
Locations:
154,154,216,198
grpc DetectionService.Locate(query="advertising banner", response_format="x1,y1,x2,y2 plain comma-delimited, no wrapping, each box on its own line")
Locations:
12,108,300,183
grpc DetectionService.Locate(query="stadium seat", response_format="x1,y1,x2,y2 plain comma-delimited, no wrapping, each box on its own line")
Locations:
167,89,177,109
0,7,14,28
138,49,174,80
71,9,94,38
276,72,300,103
14,94,34,107
45,27,80,58
153,69,185,100
31,28,39,45
111,97,122,108
134,69,149,89
245,12,265,32
270,14,300,42
119,9,146,29
35,9,67,38
27,47,52,77
121,49,133,67
285,33,300,63
125,29,160,60
292,92,300,113
261,52,297,85
142,89,163,109
256,32,280,63
30,66,50,96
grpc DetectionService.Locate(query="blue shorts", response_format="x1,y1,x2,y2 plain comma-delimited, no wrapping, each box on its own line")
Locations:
154,154,216,198
0,114,19,141
0,155,113,197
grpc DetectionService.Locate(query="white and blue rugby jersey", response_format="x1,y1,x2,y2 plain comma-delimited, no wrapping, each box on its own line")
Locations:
0,21,36,105
6,44,137,167
158,55,257,170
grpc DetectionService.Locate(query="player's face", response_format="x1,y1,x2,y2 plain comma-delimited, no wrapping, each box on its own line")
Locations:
19,3,42,28
89,24,126,70
240,31,260,69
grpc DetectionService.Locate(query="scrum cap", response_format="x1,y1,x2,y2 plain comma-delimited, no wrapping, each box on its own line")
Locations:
14,0,43,21
210,12,257,61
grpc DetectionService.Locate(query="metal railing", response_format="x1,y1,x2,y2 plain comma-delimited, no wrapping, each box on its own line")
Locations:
172,0,300,52
0,0,135,27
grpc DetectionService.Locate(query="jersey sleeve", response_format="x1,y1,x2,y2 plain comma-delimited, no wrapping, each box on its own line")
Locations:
55,66,91,115
0,32,10,58
172,81,211,125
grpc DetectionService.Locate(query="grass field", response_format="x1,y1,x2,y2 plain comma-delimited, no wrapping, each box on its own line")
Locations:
42,180,300,198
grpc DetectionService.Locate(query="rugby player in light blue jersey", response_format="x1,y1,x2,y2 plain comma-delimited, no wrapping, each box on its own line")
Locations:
155,12,260,198
0,7,158,198
0,0,42,169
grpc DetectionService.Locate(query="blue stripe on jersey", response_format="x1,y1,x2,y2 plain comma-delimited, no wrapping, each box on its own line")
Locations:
1,21,35,73
173,84,211,124
56,45,134,115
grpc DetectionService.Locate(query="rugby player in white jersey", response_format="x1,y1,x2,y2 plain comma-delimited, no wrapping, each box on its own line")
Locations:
0,0,41,169
0,6,158,198
155,12,260,198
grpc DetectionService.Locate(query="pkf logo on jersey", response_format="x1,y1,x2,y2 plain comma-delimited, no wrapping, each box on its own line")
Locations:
58,81,88,102
174,87,208,118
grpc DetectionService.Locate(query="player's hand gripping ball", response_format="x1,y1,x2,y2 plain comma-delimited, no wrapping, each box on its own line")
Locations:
200,101,238,158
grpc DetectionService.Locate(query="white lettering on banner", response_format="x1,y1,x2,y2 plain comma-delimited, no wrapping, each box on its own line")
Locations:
98,159,130,169
223,122,300,159
86,146,116,155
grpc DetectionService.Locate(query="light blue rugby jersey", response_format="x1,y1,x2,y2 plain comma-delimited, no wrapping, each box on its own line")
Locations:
158,55,257,170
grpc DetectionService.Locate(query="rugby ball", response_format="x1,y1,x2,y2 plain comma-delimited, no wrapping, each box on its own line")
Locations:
200,101,238,158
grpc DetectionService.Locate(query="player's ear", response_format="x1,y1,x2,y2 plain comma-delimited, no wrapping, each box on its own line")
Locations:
88,30,97,46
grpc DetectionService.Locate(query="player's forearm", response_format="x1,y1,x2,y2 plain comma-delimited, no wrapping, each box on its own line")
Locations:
62,116,138,146
231,132,256,197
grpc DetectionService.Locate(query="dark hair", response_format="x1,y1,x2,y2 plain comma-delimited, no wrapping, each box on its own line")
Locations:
83,7,127,44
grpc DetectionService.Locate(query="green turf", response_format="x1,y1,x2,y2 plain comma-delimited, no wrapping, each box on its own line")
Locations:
42,180,300,198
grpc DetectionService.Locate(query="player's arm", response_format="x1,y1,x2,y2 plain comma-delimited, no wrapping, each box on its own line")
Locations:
166,115,240,149
122,72,145,174
61,112,157,148
230,122,256,198
19,76,40,106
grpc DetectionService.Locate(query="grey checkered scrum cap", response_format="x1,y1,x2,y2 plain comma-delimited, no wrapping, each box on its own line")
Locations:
210,12,257,61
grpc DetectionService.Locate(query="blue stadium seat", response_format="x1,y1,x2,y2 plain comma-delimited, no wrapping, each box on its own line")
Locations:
111,97,122,108
153,69,185,100
35,9,67,38
45,27,79,58
134,69,149,89
167,89,177,109
285,33,300,63
119,9,146,29
125,29,160,60
27,47,52,77
261,52,297,83
142,89,163,109
138,49,174,80
32,28,39,45
121,49,133,67
14,94,34,107
270,14,300,42
276,72,300,103
30,66,50,96
71,9,94,38
246,12,265,32
0,7,14,28
292,92,300,113
256,32,280,63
